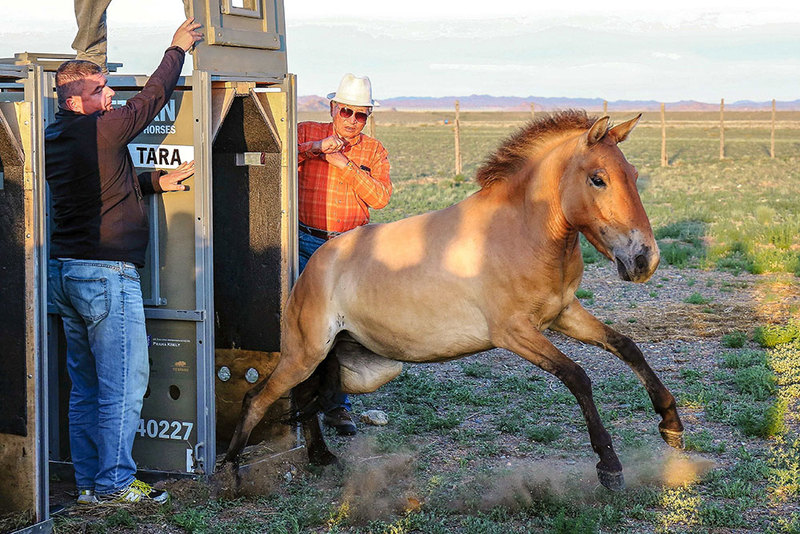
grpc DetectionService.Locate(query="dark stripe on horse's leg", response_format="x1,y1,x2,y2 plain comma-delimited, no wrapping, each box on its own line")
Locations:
498,324,624,490
552,360,624,490
604,329,684,448
552,302,684,449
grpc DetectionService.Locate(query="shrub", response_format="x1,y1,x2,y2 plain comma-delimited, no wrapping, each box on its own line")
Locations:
754,321,800,348
722,331,748,348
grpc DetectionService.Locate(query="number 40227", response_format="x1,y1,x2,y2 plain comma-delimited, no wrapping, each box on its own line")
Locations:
137,419,194,441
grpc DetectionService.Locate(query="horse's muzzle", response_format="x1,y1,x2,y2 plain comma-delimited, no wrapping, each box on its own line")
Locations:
614,244,659,283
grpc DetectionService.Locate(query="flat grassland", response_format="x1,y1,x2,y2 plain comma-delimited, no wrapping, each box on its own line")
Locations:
345,110,800,276
45,111,800,534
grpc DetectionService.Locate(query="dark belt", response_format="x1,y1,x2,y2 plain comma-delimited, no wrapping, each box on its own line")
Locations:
299,222,341,241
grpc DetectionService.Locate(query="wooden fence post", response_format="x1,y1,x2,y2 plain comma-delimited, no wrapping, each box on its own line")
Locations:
719,98,725,159
661,103,667,167
454,100,462,176
530,102,535,122
603,100,608,116
368,113,375,138
770,99,776,158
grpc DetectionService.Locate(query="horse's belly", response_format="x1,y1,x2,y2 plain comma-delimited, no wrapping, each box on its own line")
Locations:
337,347,403,394
352,303,491,361
354,326,492,363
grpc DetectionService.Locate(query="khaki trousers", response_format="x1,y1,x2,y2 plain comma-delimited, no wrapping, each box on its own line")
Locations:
72,0,191,72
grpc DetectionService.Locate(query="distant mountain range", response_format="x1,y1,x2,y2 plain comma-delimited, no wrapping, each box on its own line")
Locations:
299,94,800,112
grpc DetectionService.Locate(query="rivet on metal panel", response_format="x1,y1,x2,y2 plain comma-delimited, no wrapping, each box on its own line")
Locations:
217,366,231,382
245,368,259,383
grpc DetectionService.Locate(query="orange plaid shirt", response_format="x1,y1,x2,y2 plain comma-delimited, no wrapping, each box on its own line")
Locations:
297,122,392,233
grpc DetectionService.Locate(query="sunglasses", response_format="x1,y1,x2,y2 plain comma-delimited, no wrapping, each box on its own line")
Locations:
337,106,370,123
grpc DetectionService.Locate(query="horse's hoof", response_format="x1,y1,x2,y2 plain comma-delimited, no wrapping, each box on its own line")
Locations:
597,468,625,491
309,448,339,466
210,459,242,497
660,428,685,450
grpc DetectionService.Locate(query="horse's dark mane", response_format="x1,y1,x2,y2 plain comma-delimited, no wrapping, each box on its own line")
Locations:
475,109,597,189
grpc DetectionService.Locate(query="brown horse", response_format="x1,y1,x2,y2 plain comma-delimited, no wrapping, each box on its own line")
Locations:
225,110,684,490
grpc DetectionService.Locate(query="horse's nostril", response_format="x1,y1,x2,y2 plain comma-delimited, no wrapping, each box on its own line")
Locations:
615,257,631,281
634,254,648,271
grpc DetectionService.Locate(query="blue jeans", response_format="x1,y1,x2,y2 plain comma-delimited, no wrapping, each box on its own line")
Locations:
298,230,351,413
48,259,149,495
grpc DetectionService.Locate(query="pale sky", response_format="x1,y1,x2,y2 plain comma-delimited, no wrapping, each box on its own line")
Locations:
3,0,799,103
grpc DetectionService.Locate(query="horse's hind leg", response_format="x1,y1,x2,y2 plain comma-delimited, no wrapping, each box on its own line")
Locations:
552,300,684,449
497,319,624,491
224,358,313,464
291,355,341,466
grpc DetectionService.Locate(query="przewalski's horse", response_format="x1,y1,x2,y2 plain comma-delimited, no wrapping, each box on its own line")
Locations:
225,110,684,490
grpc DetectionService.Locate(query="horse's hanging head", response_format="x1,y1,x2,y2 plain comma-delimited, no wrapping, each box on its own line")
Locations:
561,113,660,283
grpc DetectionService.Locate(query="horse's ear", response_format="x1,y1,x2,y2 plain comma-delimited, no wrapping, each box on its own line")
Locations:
609,113,642,144
587,116,610,146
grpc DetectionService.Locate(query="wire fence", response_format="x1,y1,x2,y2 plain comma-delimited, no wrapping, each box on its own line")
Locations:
300,103,800,176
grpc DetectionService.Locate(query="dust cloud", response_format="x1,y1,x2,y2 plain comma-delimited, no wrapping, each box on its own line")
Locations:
208,435,716,523
334,436,419,522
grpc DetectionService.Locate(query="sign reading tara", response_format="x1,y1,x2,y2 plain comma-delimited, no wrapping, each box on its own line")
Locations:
129,144,194,169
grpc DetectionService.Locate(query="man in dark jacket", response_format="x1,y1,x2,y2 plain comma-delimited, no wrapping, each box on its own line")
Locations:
46,18,201,506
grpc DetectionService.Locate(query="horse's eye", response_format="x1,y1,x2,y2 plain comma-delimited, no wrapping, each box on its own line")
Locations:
589,174,606,188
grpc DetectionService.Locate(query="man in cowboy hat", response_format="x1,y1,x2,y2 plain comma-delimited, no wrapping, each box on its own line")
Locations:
296,73,392,436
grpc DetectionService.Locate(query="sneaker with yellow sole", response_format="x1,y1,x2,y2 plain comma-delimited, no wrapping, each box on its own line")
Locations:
98,479,169,504
76,489,99,505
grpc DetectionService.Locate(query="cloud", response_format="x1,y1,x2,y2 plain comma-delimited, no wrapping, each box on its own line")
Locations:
652,52,682,61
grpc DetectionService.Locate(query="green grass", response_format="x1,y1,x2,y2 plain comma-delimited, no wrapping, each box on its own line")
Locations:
754,320,800,348
685,429,726,453
684,292,711,305
461,361,495,379
574,288,594,300
733,366,777,401
524,424,563,444
679,331,791,441
722,350,767,369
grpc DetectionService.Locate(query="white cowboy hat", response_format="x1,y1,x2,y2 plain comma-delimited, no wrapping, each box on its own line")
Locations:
327,73,380,107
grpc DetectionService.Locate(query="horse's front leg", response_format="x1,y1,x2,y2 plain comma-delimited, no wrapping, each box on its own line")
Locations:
551,300,684,449
495,316,624,491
